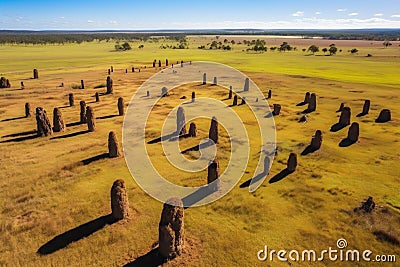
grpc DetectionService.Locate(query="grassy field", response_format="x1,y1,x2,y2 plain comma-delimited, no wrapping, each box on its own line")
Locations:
0,36,399,266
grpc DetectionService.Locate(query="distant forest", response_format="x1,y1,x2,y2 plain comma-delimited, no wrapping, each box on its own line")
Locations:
0,29,399,44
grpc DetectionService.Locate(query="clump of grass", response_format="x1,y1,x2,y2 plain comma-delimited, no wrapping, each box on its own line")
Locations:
94,83,106,89
71,83,82,89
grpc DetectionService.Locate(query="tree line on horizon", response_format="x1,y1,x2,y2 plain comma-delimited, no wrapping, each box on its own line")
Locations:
0,32,188,45
0,30,399,45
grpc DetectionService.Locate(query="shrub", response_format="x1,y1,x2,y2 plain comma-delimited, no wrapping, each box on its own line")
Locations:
115,41,131,51
71,84,82,89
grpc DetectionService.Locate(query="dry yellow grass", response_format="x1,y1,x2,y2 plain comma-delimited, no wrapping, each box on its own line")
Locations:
0,37,399,266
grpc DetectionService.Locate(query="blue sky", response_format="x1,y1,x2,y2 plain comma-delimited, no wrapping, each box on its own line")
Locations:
1,0,399,30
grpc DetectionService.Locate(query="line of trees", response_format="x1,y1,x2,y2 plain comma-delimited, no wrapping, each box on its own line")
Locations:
307,44,338,55
199,40,231,50
246,39,267,52
0,32,187,45
244,41,297,52
160,37,188,49
1,29,399,45
306,44,361,55
383,41,393,47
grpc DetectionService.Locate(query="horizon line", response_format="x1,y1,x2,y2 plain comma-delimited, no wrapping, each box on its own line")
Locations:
1,28,400,32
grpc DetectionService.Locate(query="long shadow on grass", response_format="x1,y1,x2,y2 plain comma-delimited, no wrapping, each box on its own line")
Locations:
296,101,307,106
240,157,271,188
37,214,116,255
1,116,26,122
123,247,166,267
50,130,89,140
373,230,400,246
268,168,292,184
196,83,207,87
0,134,39,143
301,108,314,114
301,145,319,156
181,100,195,105
339,138,356,147
81,153,109,165
330,123,348,132
180,140,213,154
182,185,215,208
264,112,274,118
356,112,368,117
2,129,36,138
240,172,267,188
66,121,83,127
96,114,119,120
169,133,191,142
147,132,176,144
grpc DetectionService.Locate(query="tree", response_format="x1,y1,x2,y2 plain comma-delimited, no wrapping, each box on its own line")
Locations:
115,43,122,51
350,48,359,54
210,40,218,49
302,48,306,52
322,48,328,54
138,44,144,49
307,45,319,54
329,46,338,55
279,42,292,52
115,41,131,51
383,41,392,48
121,42,131,50
253,39,267,52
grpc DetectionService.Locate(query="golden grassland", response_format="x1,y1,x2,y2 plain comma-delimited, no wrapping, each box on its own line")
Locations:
0,36,399,266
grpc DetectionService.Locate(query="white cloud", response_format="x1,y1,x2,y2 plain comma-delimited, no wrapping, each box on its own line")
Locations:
374,13,384,17
4,13,400,30
166,17,400,30
59,16,65,19
292,11,304,17
348,13,359,16
315,12,321,15
337,8,347,12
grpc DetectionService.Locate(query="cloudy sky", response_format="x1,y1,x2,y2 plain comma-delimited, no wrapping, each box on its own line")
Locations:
1,0,399,30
